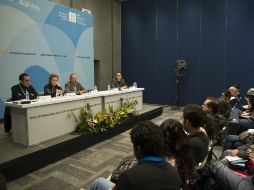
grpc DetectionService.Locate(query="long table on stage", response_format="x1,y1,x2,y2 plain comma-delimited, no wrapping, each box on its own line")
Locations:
5,88,144,147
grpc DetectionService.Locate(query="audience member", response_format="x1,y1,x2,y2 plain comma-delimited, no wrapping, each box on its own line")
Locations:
223,130,254,152
202,97,219,115
64,73,86,95
218,98,231,120
220,90,231,103
111,73,128,90
228,88,254,135
160,119,196,188
238,88,254,128
88,120,181,190
228,85,240,108
183,104,209,164
44,73,63,97
199,159,254,190
202,97,227,141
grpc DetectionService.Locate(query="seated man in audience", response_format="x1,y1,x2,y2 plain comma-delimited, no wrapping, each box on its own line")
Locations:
11,73,38,101
183,104,209,164
220,90,231,103
65,73,86,95
228,84,241,108
202,97,226,140
111,72,128,90
218,93,232,120
229,88,254,135
44,73,63,97
239,89,254,125
88,120,181,190
202,97,219,116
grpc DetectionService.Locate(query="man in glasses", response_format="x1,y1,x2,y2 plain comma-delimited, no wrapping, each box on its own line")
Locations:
64,73,86,95
4,73,38,133
11,73,38,101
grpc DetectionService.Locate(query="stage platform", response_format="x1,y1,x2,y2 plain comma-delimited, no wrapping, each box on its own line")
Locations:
0,104,162,181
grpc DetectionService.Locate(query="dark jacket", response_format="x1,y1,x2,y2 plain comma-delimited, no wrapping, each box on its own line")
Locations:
11,83,38,101
115,161,181,190
111,79,127,89
44,84,62,97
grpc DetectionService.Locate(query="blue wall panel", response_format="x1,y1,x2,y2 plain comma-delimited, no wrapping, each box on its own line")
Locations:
177,0,201,105
122,0,254,105
122,0,157,103
226,0,254,94
154,0,177,104
199,0,227,101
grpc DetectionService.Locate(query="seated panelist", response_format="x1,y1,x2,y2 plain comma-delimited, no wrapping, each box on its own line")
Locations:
65,73,86,95
44,73,63,97
5,73,38,133
11,73,38,101
111,72,128,90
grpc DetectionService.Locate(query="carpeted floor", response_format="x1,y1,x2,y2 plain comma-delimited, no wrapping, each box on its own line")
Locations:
4,106,222,190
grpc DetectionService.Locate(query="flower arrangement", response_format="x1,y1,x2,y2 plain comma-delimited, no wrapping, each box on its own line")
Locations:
70,100,138,134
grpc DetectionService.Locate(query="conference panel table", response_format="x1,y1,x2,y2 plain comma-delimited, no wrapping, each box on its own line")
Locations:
5,88,144,147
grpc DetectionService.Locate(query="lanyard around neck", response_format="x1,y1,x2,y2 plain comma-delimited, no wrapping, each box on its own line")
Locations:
139,156,166,163
19,84,26,96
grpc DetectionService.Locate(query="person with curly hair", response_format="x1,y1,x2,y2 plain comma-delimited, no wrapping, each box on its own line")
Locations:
160,119,196,188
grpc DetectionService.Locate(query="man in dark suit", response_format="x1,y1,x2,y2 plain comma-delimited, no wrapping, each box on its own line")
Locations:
4,73,38,132
11,73,38,101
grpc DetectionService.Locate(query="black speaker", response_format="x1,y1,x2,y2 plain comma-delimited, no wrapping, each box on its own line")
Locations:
175,60,187,77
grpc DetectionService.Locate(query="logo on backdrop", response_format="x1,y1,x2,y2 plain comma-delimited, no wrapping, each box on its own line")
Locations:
69,12,77,23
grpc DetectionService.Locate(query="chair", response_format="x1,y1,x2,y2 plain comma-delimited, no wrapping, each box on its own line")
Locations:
4,98,12,133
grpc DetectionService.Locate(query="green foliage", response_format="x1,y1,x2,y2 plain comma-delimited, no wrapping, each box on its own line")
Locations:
70,100,138,134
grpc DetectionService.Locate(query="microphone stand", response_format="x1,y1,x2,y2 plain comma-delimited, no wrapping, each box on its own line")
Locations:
172,77,180,109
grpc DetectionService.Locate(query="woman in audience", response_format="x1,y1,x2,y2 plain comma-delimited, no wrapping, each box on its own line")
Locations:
44,73,63,97
160,119,196,188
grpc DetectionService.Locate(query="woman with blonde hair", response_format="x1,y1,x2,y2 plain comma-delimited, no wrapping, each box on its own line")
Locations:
44,73,63,97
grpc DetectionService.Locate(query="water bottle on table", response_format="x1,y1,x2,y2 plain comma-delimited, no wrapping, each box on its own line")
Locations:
94,85,98,93
25,90,29,100
133,82,137,88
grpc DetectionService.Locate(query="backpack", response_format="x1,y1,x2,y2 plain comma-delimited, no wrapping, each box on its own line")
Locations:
110,156,137,183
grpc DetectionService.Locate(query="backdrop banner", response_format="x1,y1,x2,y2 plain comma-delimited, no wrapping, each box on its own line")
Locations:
0,0,94,118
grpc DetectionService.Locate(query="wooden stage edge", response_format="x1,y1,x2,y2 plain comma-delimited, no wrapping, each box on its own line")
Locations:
0,104,163,182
